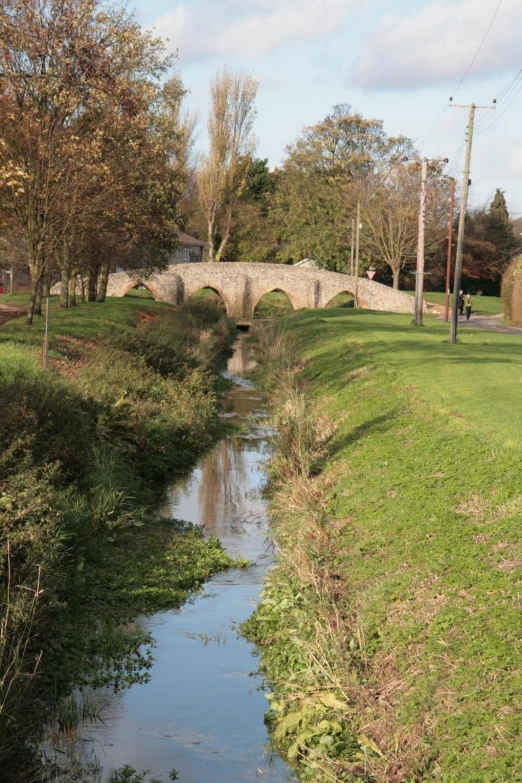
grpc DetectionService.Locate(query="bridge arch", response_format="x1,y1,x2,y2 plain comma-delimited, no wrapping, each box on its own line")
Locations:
251,286,303,316
252,286,303,317
185,282,234,317
122,280,161,301
323,289,355,309
188,285,229,312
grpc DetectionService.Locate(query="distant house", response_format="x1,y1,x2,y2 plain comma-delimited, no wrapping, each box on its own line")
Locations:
170,232,206,264
294,258,319,269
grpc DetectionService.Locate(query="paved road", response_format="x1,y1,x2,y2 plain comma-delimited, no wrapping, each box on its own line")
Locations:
447,313,522,336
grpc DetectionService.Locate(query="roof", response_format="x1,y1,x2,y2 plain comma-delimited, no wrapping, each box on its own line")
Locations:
295,258,319,268
177,231,206,247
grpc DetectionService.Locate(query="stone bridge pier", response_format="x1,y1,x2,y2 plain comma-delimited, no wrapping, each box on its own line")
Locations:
102,263,418,320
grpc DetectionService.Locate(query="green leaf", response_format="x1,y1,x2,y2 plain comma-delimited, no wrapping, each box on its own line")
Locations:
358,733,385,758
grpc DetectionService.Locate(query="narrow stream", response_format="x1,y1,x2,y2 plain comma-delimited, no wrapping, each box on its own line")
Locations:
83,336,294,782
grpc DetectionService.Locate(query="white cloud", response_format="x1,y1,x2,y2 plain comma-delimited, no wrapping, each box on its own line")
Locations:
509,147,522,178
351,0,521,91
152,0,356,62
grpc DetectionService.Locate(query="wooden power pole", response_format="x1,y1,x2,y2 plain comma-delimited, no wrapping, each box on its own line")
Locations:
350,219,355,277
450,103,494,342
354,201,361,308
414,157,428,326
444,179,456,322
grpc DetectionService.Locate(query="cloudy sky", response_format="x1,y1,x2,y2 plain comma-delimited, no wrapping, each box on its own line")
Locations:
134,0,522,216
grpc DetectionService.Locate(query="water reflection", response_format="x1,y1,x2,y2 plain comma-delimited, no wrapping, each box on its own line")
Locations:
74,334,294,782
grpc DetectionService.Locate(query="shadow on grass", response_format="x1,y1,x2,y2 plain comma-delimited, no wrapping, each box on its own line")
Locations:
329,412,400,458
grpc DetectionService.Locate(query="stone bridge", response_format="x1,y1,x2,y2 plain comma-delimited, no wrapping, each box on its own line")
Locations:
105,263,417,320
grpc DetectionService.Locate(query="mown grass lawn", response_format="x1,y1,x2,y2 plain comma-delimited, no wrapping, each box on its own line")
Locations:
279,308,522,780
311,308,522,447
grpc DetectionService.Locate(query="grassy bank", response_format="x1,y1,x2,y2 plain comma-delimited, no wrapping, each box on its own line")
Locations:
245,310,522,782
0,297,238,782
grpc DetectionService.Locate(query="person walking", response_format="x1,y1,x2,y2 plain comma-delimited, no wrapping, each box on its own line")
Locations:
465,293,472,321
458,290,464,316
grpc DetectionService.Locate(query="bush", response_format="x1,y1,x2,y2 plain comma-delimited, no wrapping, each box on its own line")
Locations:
501,255,522,324
0,370,99,480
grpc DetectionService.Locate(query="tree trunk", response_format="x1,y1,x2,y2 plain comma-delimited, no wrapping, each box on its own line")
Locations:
214,206,233,263
60,263,70,308
27,274,41,326
69,270,77,307
96,261,110,302
207,219,215,262
392,267,400,290
60,240,70,308
34,277,43,316
86,267,98,302
27,244,45,324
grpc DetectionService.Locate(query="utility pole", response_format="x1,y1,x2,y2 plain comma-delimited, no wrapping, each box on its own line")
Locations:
444,179,456,322
414,157,428,326
450,103,493,342
350,219,355,277
354,201,361,308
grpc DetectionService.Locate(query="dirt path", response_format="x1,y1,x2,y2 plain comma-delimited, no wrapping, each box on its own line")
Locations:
0,303,27,326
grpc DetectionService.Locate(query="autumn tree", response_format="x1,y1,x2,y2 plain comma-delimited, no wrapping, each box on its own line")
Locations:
361,162,451,289
270,105,414,270
0,0,176,323
196,67,258,262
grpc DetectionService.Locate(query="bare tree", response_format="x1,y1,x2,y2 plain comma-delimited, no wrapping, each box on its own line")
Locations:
361,163,450,289
197,67,258,262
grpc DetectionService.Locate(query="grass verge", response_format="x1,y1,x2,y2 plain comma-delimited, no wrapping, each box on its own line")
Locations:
244,310,522,782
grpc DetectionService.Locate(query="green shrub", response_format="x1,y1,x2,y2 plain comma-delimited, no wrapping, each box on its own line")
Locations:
0,370,99,480
501,255,522,324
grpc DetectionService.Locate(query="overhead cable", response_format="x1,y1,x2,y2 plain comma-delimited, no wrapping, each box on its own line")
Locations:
418,0,504,147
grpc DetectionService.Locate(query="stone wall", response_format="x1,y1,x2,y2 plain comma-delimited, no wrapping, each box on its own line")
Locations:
102,263,420,320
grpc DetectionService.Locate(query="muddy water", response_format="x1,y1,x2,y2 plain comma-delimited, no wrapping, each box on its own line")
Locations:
86,336,294,783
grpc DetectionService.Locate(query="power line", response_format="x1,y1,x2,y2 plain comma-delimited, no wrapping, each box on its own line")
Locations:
452,0,504,96
474,67,522,132
418,0,504,147
496,67,522,102
476,74,522,136
417,105,449,148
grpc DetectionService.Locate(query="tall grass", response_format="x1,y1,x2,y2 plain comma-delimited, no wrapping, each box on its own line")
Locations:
245,323,361,782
